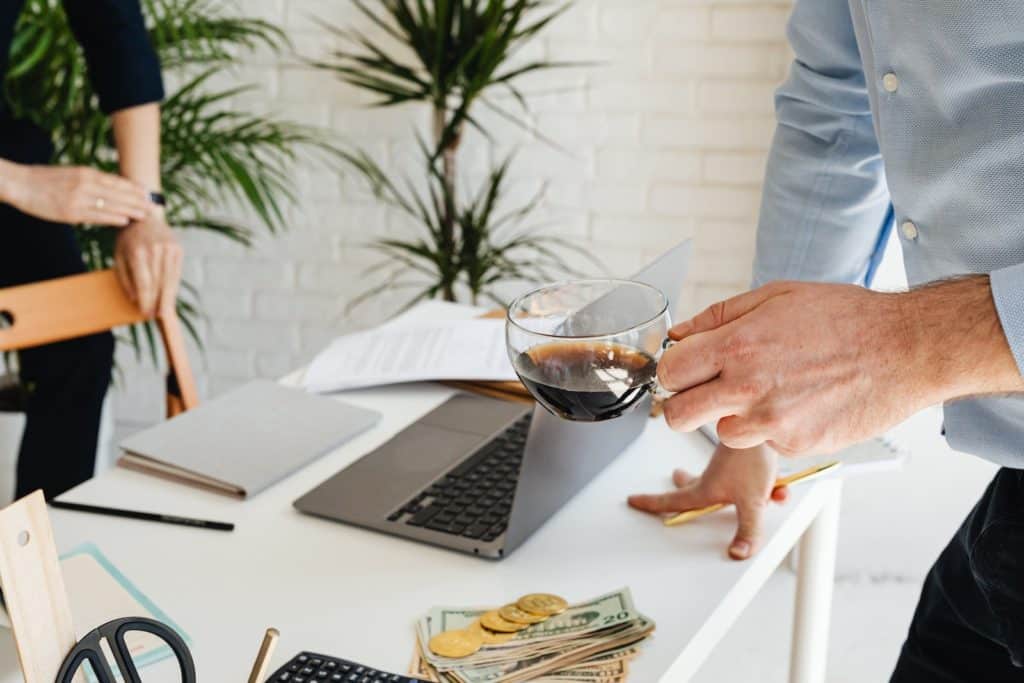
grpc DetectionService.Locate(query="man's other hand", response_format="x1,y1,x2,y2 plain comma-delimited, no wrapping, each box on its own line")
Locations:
628,444,788,560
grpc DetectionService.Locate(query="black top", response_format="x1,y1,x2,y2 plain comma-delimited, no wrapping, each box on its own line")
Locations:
0,0,164,163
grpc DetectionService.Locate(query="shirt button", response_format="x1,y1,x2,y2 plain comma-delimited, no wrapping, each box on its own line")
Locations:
901,220,919,240
883,72,899,93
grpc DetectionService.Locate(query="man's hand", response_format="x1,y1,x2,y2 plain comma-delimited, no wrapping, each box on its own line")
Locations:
657,278,1020,456
114,213,183,317
0,160,152,226
628,444,788,560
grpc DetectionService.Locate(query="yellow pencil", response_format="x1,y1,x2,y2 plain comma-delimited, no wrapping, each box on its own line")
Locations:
663,461,841,527
247,627,280,683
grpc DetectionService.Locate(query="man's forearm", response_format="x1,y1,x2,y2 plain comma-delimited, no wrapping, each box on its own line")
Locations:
111,103,161,194
903,275,1024,402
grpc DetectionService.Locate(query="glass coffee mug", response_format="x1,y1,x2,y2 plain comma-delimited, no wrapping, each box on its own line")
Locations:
506,279,671,422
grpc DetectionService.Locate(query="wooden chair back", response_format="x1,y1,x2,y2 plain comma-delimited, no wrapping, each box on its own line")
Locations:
0,270,198,417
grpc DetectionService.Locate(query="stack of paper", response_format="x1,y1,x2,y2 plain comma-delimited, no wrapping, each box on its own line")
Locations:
304,305,518,394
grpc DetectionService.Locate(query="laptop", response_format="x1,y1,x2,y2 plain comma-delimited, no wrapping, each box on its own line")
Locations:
294,240,691,559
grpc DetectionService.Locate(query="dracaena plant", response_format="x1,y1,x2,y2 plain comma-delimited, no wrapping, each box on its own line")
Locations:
4,0,325,358
314,0,598,308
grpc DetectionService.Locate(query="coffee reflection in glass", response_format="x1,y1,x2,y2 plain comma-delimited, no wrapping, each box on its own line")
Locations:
506,279,670,422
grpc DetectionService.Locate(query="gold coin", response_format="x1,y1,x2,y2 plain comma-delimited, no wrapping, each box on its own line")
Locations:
480,609,531,633
498,603,548,624
428,627,483,658
469,619,515,645
516,593,569,617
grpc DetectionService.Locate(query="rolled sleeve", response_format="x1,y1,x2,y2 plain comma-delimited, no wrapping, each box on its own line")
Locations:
990,263,1024,377
63,0,164,114
753,0,891,288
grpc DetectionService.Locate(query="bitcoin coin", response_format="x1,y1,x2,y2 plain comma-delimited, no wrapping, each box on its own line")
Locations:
517,593,569,617
480,609,531,633
498,603,548,624
428,627,483,658
470,619,515,645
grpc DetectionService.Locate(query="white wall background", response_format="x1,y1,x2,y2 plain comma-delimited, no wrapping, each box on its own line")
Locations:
113,0,796,430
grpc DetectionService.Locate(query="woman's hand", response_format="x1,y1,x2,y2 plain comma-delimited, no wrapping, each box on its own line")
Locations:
0,159,152,226
114,212,183,317
628,443,788,560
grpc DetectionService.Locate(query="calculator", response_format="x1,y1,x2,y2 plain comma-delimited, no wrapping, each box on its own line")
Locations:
266,651,428,683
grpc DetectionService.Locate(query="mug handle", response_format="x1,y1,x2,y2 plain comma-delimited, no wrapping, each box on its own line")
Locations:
650,337,676,401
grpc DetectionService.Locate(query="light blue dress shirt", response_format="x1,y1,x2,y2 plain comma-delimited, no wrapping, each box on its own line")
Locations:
754,0,1024,466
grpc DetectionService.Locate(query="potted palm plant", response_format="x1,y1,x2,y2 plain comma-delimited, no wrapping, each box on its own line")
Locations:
313,0,598,309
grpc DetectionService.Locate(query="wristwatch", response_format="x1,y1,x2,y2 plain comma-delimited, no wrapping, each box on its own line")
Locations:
148,191,166,207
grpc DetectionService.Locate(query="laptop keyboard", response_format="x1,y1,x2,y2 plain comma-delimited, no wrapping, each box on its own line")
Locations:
387,413,532,542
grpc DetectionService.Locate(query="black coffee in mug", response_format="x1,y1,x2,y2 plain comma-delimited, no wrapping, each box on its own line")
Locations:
513,341,658,422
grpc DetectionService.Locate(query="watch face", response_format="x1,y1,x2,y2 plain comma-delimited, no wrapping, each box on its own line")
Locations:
148,191,167,206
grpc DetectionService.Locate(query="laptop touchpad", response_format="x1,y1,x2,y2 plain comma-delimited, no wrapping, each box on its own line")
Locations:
297,424,484,521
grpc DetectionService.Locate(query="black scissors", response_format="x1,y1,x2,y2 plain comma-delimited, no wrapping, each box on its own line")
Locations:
56,616,196,683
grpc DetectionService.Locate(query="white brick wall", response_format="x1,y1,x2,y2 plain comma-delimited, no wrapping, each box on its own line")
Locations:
111,0,795,429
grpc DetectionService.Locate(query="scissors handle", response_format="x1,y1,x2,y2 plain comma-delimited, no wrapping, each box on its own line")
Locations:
56,616,196,683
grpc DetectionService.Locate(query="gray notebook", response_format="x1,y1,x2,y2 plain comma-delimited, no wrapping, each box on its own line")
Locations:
119,379,380,498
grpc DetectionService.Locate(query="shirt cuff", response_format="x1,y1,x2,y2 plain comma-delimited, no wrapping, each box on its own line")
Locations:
989,263,1024,377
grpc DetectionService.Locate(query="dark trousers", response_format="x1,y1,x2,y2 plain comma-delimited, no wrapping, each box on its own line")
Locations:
1,203,113,499
891,467,1024,681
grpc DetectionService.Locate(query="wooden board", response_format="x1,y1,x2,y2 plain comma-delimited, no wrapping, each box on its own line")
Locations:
0,491,77,683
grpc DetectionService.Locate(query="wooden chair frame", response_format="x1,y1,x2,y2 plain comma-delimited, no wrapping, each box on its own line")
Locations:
0,270,198,417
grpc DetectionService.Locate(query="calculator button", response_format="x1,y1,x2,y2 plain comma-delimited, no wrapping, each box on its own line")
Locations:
278,675,290,681
331,676,343,682
311,659,323,667
302,667,314,675
325,662,337,669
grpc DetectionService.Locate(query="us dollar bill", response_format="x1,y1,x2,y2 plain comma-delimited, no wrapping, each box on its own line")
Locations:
414,588,654,683
419,588,639,662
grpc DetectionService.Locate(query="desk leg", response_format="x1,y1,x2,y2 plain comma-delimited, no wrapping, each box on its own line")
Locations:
789,483,841,683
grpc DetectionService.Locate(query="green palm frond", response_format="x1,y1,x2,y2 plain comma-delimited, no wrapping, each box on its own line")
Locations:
318,0,598,311
344,145,601,310
312,0,578,154
144,0,288,69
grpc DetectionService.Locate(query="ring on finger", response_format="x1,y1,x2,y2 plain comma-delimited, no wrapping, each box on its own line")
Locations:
95,197,105,210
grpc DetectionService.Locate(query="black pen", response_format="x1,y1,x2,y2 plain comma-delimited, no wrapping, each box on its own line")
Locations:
48,500,234,532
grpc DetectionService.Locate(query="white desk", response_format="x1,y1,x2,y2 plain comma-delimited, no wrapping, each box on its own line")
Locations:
0,383,841,683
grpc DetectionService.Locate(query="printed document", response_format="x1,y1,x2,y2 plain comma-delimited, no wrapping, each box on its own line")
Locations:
304,317,517,393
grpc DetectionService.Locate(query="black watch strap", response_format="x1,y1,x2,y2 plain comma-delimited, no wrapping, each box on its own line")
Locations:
148,191,166,207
